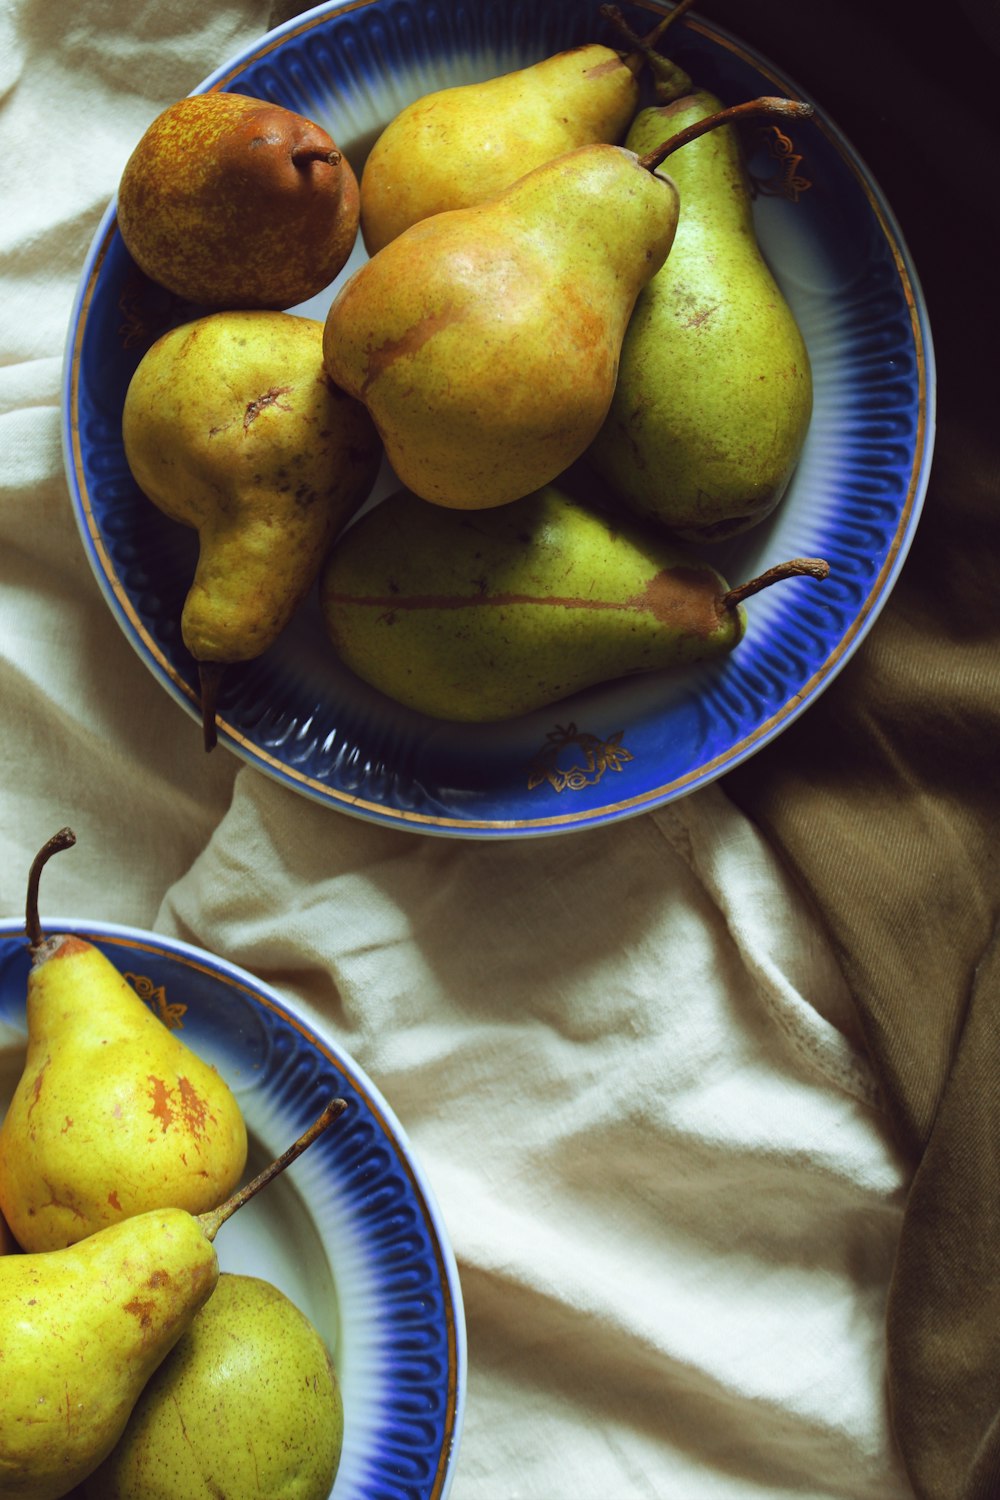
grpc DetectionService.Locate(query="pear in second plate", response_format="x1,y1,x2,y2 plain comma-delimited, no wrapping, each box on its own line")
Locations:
0,830,247,1253
0,1101,344,1500
83,1274,344,1500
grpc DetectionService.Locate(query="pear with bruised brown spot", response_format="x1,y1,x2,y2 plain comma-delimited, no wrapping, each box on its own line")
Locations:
320,484,829,721
0,1099,345,1500
121,309,382,749
0,830,248,1253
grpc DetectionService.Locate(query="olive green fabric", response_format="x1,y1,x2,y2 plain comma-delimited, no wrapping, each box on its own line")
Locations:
709,1,1000,1495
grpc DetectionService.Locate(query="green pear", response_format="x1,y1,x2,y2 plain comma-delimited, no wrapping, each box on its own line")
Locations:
359,3,695,254
117,92,360,309
82,1274,343,1500
122,309,382,748
587,87,814,541
320,485,829,721
0,1101,345,1500
0,829,247,1253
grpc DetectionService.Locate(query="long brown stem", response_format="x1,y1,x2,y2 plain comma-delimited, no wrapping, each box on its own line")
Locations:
197,1097,348,1241
638,95,814,172
198,661,224,753
603,0,697,96
25,828,76,952
722,557,830,611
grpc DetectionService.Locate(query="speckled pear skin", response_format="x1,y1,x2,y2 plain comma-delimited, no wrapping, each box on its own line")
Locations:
360,44,643,253
0,936,247,1252
0,1208,218,1500
325,146,679,510
122,310,382,669
320,485,746,721
117,91,359,309
588,91,813,541
83,1273,344,1500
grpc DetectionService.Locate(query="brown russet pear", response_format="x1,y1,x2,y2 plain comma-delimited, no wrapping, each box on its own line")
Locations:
0,830,248,1253
325,97,811,512
83,1274,344,1500
320,484,829,721
588,85,814,540
117,91,360,308
122,309,382,748
359,2,696,253
0,1101,345,1500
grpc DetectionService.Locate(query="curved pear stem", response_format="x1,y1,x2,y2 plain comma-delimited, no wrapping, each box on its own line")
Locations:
722,557,830,611
197,1097,348,1242
603,0,697,97
291,144,342,169
25,827,76,953
198,662,224,753
638,95,814,173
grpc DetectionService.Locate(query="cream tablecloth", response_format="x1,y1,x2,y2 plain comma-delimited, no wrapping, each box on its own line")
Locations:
0,2,921,1496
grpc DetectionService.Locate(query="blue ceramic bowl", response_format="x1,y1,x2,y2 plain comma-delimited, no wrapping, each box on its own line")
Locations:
0,919,465,1500
62,0,935,836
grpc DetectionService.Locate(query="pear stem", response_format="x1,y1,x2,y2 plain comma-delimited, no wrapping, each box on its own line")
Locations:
604,0,697,94
291,144,342,169
638,95,814,172
25,827,76,953
197,1097,348,1242
722,557,830,611
198,661,224,753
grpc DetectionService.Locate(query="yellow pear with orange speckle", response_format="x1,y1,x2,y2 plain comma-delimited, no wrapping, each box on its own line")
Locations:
0,831,247,1253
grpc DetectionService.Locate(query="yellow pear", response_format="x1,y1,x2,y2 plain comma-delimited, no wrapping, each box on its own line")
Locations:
359,3,701,252
122,309,382,747
0,830,247,1252
0,1102,344,1500
326,96,810,512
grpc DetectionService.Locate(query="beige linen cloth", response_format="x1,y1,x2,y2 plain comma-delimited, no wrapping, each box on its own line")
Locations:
0,2,918,1496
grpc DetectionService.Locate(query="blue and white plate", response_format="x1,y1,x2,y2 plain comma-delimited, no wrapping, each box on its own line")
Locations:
62,0,934,836
0,919,465,1500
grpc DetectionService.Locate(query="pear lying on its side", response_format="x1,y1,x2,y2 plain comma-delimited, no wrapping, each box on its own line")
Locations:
320,485,829,722
83,1274,344,1500
118,91,360,309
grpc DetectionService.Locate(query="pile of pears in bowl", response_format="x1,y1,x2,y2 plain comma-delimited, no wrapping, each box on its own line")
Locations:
65,0,930,830
107,0,830,753
0,832,464,1500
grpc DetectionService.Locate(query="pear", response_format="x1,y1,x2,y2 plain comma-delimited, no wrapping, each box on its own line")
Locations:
0,1101,344,1500
587,86,814,540
121,309,382,748
0,829,248,1253
83,1273,343,1500
325,97,812,512
320,485,829,721
117,91,360,309
359,2,697,254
